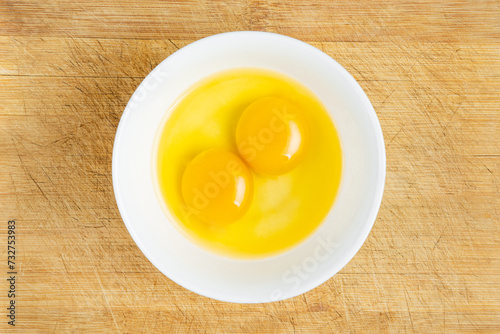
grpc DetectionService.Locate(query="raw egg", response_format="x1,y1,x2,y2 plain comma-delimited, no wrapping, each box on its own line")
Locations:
181,148,253,226
156,68,342,258
236,97,308,175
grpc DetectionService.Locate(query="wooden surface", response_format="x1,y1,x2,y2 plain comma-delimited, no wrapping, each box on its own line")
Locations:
1,1,499,333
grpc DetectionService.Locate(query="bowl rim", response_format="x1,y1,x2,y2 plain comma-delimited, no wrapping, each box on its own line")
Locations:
112,31,386,303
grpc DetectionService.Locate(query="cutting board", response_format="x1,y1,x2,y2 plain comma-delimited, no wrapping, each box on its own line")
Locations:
0,1,499,333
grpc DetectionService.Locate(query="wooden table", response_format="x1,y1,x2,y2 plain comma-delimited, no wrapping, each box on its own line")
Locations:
1,1,499,333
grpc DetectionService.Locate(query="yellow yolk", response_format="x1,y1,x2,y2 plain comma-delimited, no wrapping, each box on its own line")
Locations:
236,97,308,175
181,148,253,226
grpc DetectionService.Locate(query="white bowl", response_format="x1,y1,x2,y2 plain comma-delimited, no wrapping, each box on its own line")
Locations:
112,31,385,303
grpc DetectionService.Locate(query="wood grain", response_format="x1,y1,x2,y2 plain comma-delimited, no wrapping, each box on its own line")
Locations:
1,1,499,333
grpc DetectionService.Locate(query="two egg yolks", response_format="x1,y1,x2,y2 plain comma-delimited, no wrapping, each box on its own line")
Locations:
181,97,308,226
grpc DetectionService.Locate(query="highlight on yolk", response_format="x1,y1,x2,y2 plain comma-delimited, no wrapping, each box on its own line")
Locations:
181,148,253,226
235,97,309,175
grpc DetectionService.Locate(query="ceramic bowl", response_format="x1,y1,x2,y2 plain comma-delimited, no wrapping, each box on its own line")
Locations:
112,31,385,303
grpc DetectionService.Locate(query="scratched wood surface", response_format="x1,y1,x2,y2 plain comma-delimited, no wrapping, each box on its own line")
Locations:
0,1,499,333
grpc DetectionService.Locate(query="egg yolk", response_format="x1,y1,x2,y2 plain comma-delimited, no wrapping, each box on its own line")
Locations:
181,148,253,226
235,97,308,175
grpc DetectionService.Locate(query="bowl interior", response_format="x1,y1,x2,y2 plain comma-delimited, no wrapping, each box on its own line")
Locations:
112,31,385,303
